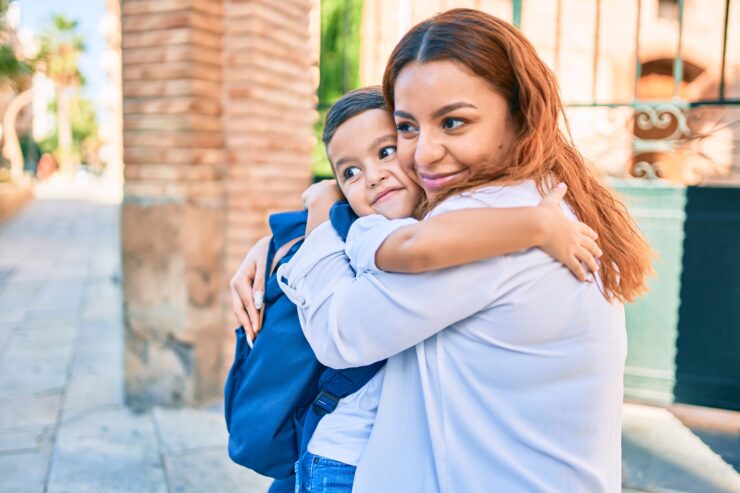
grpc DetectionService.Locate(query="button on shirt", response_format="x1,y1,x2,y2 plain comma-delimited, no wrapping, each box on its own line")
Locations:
278,181,627,493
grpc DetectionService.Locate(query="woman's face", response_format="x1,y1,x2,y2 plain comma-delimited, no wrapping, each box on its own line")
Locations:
393,60,516,199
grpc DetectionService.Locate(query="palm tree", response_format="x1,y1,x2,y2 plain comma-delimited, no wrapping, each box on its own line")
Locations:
0,0,33,181
35,14,85,171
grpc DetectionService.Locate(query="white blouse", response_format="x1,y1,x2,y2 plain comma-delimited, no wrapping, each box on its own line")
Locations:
278,181,627,493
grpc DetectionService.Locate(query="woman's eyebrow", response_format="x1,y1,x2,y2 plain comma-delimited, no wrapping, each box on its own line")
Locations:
393,110,416,121
431,102,477,119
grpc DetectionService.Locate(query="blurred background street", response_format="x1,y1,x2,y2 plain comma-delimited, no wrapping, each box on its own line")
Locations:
0,0,738,492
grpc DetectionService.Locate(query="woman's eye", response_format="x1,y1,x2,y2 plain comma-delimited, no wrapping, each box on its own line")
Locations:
379,146,397,160
442,118,465,130
342,166,360,181
396,122,417,134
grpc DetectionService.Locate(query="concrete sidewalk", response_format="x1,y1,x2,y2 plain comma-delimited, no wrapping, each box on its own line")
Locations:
0,177,738,493
0,177,271,493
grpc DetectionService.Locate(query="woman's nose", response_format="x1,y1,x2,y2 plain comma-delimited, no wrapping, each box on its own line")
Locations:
414,132,445,168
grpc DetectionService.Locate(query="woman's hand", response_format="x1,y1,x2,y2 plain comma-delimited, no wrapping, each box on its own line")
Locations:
229,235,270,346
538,184,602,282
303,179,343,235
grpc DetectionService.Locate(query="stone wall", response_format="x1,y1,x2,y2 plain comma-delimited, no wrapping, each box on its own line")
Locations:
121,0,315,408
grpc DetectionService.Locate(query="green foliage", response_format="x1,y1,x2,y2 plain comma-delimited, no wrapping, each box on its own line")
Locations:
318,0,363,108
312,109,334,179
313,0,363,176
0,1,32,90
38,95,99,161
0,43,31,90
35,14,85,87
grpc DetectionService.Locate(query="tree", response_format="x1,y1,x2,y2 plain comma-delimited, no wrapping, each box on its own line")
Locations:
35,14,85,171
0,0,31,89
313,0,363,177
0,0,33,182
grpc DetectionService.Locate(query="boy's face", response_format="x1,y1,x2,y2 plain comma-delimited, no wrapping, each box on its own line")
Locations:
327,109,421,219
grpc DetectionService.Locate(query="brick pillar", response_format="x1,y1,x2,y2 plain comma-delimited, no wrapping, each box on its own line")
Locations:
121,0,227,408
222,0,315,274
220,0,316,374
121,0,317,408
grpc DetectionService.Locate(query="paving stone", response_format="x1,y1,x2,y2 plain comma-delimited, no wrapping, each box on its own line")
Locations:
0,326,13,351
622,404,740,493
47,406,168,493
0,344,73,396
0,425,53,453
164,449,272,493
80,281,122,321
152,407,229,454
10,323,77,347
24,308,82,325
0,307,25,325
35,283,86,312
0,392,62,431
0,449,51,493
0,287,37,312
63,335,124,417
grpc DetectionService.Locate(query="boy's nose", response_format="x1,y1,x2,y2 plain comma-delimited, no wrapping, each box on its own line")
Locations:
365,167,388,188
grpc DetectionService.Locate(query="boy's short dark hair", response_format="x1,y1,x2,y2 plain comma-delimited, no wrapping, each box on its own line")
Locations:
322,86,387,148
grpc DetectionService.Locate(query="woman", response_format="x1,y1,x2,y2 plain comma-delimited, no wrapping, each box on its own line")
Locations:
277,9,652,493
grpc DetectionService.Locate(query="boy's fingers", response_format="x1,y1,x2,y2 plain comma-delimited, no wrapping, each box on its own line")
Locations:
580,223,598,240
577,246,599,274
540,183,567,208
567,257,587,282
583,237,603,258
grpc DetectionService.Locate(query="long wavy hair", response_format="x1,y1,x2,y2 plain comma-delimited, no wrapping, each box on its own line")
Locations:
382,8,653,302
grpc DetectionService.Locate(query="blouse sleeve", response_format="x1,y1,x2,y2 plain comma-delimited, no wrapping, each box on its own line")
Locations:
345,214,418,274
278,198,508,369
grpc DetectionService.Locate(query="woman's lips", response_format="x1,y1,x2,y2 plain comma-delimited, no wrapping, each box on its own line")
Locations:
371,187,402,205
418,170,466,190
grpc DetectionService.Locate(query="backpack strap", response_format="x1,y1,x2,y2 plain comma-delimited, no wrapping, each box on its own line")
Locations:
299,361,385,454
260,235,304,330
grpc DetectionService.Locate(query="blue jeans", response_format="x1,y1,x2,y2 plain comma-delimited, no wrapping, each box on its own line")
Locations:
295,451,356,493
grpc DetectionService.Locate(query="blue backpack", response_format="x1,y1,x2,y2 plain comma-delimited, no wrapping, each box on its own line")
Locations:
224,203,385,492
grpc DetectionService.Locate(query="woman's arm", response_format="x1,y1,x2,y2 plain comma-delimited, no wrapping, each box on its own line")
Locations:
278,224,499,368
376,185,601,281
229,235,270,344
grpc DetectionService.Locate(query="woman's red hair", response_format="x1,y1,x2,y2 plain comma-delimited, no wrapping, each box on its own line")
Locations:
382,8,653,302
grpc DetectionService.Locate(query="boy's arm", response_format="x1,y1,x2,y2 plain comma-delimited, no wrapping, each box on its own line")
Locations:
304,180,342,235
376,185,601,281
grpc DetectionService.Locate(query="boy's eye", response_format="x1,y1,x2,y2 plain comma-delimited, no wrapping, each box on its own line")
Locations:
342,166,361,181
396,122,418,134
442,118,465,130
379,146,397,160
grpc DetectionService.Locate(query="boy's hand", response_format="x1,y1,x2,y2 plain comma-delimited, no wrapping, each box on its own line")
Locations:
229,235,270,346
303,180,343,235
302,179,342,209
538,184,602,282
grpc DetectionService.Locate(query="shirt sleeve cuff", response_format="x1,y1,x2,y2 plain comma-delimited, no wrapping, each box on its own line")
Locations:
277,221,345,302
346,215,418,273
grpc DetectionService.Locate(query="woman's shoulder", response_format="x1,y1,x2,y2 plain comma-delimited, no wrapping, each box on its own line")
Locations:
431,181,542,216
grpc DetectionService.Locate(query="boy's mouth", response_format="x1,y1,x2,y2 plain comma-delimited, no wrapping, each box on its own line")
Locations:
371,187,403,206
418,170,466,191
